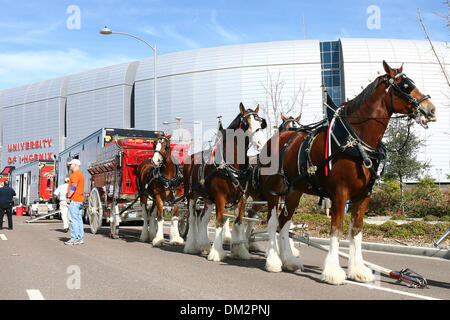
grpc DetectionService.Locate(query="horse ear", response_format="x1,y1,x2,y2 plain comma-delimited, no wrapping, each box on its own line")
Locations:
295,114,302,122
383,60,395,77
254,104,260,113
399,62,404,73
156,131,162,137
281,114,287,121
166,134,172,140
239,102,246,114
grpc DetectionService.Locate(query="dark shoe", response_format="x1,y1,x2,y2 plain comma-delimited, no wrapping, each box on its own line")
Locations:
63,228,69,233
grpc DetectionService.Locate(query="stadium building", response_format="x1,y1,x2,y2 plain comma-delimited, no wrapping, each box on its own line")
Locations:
0,38,448,183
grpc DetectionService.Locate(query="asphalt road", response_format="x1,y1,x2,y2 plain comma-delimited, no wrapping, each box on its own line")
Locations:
0,216,449,301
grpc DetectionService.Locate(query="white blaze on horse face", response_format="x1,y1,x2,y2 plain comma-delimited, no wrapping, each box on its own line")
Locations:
152,141,163,166
248,115,266,151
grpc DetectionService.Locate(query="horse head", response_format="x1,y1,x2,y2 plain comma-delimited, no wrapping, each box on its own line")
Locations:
382,60,437,128
151,132,172,167
279,114,302,131
237,102,267,152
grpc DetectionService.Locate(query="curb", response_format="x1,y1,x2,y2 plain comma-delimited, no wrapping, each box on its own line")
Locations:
307,237,450,260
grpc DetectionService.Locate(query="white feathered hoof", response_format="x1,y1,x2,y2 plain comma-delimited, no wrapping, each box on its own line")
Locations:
321,265,347,285
222,219,232,245
230,243,251,260
198,242,212,255
152,236,165,247
282,257,304,272
183,242,200,254
207,247,226,262
290,240,300,257
348,264,375,283
265,253,283,273
148,228,157,242
140,231,150,242
169,235,184,246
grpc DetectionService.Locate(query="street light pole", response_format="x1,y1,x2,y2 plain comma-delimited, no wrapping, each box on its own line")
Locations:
100,27,158,130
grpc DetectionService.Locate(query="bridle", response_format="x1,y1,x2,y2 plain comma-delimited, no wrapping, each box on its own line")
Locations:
384,71,431,129
279,117,302,131
151,136,171,167
239,111,267,131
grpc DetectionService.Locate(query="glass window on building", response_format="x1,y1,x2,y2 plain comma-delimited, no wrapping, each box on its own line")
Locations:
320,41,344,107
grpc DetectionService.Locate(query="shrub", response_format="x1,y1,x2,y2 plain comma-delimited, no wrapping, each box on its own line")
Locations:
367,189,400,216
379,221,398,233
404,186,449,218
297,195,321,215
423,215,440,221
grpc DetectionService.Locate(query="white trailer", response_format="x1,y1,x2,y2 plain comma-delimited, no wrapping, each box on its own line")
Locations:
10,160,57,217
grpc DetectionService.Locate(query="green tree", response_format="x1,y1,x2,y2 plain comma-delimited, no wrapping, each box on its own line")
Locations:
382,118,430,215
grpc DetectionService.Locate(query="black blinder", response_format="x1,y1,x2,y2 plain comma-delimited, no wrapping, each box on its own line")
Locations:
261,118,267,129
399,76,415,94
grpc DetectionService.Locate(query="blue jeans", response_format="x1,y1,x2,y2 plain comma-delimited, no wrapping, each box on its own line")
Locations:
69,201,84,241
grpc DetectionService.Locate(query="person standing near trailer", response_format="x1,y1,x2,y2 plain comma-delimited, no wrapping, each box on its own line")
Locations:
65,159,85,245
54,177,70,233
0,181,16,230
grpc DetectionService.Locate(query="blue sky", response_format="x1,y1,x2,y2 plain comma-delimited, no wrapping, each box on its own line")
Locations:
0,0,448,90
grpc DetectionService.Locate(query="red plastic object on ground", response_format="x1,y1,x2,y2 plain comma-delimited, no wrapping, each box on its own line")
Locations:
15,206,23,216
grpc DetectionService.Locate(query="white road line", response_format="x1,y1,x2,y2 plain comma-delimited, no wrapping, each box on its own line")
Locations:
344,280,440,300
26,289,45,300
0,234,7,240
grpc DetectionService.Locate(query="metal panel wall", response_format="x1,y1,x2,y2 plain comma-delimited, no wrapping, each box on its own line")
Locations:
65,61,139,148
341,38,450,182
134,40,323,139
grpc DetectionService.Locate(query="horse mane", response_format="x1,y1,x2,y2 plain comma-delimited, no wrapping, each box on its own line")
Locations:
344,76,383,114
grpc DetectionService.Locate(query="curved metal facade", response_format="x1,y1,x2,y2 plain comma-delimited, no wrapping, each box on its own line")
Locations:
1,76,69,168
65,61,140,147
134,40,322,132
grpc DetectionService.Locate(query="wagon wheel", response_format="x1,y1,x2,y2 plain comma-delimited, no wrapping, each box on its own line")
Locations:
88,188,103,234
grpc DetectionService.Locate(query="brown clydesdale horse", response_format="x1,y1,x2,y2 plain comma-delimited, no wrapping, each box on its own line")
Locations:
255,61,436,283
220,113,304,248
136,133,185,246
183,103,267,261
243,113,304,259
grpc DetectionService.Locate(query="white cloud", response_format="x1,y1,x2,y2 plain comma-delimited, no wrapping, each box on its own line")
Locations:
162,25,200,49
141,26,164,38
0,21,64,46
0,49,135,90
209,10,243,43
